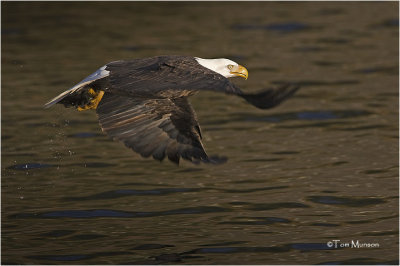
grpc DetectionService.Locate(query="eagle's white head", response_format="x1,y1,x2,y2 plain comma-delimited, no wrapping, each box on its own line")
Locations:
195,57,248,80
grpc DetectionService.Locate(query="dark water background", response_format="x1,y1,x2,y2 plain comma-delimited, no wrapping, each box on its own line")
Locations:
2,2,399,264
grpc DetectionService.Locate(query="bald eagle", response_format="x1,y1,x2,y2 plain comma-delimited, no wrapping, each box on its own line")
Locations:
45,55,299,164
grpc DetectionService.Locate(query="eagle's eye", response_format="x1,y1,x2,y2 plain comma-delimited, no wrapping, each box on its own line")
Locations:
227,64,234,70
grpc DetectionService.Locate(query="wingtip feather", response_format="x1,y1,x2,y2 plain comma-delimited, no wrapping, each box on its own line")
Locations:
241,83,300,109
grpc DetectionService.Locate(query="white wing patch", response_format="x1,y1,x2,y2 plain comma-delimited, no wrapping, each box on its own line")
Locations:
44,65,110,108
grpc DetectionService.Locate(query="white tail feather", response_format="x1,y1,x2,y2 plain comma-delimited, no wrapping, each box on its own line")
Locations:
44,65,109,108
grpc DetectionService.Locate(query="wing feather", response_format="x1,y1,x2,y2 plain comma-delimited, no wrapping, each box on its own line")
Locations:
238,83,300,109
96,92,224,164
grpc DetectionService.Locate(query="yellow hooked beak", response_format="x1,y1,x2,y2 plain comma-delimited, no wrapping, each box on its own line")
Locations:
230,65,248,80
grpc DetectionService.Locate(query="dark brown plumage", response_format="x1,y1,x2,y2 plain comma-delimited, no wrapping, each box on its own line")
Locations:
45,55,299,164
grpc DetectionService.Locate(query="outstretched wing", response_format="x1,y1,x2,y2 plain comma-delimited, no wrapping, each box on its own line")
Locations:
96,92,225,164
105,58,299,109
105,56,242,96
238,83,300,109
45,56,300,111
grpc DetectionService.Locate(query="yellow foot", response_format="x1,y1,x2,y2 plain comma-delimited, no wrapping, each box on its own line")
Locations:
77,89,105,111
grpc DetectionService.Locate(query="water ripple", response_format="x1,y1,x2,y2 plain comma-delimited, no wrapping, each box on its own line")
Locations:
11,206,229,219
132,244,174,250
318,258,399,265
27,251,132,262
355,65,398,75
65,187,200,201
6,163,55,170
229,201,310,210
218,109,372,125
187,245,291,254
68,132,102,138
307,196,386,207
220,216,290,225
220,185,288,193
231,22,310,33
272,80,360,86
